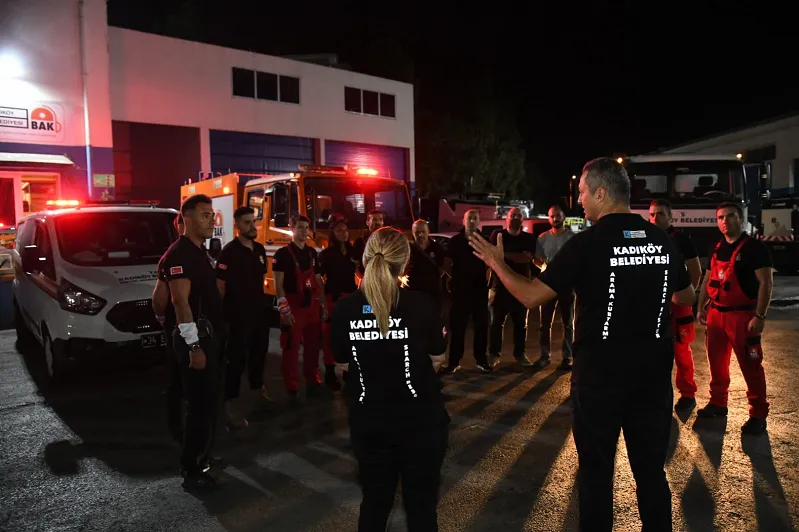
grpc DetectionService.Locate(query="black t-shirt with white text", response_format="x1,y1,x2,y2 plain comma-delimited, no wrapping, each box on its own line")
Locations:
712,234,773,300
330,289,449,432
538,213,691,385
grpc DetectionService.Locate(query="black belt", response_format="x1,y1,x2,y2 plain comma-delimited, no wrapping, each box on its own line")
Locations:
711,302,756,312
675,315,694,325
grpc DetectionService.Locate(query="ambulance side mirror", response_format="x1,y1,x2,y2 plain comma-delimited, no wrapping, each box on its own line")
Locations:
208,238,222,259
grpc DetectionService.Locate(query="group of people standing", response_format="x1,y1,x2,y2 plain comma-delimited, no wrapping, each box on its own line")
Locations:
154,155,775,531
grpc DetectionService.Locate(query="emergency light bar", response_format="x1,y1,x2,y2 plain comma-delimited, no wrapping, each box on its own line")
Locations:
46,199,80,207
297,164,347,173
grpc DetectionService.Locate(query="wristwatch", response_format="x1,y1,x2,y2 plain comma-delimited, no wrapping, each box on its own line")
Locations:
189,342,202,352
755,312,767,321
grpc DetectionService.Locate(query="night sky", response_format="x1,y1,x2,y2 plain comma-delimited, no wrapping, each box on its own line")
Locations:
108,0,799,200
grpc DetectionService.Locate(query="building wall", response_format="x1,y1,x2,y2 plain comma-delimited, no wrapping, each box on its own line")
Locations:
0,0,114,198
107,28,416,183
663,115,799,194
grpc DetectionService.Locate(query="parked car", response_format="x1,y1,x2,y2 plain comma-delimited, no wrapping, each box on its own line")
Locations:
12,201,179,381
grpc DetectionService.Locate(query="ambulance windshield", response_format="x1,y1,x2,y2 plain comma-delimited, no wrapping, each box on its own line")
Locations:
55,211,178,267
626,160,746,206
305,178,413,230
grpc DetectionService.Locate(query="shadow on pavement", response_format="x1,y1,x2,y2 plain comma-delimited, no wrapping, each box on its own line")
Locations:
742,433,795,531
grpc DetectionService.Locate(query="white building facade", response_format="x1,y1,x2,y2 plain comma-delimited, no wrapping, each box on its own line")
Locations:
0,0,414,227
661,113,799,197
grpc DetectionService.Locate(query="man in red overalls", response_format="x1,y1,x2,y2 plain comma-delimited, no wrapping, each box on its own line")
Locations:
273,216,328,404
697,202,774,435
650,200,702,412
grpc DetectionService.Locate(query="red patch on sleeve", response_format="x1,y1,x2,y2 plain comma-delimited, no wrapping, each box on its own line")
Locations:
218,263,227,270
170,266,184,275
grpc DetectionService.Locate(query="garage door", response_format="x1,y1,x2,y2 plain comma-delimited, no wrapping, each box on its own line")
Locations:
210,130,315,184
324,140,407,183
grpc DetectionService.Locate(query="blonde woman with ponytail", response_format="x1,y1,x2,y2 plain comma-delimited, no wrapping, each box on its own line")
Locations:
330,227,450,532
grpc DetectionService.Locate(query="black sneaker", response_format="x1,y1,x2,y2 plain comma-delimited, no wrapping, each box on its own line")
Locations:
182,470,222,491
697,403,728,418
204,456,225,469
741,417,767,435
515,355,534,367
558,359,573,371
534,357,551,369
674,397,697,412
475,363,493,373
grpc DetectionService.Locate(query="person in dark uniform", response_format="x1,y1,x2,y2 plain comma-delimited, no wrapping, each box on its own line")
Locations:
353,209,385,279
215,206,271,430
273,215,328,403
470,157,695,531
649,199,703,412
153,213,184,443
161,194,226,490
330,227,449,532
405,219,445,315
318,215,358,391
442,209,491,374
697,202,774,435
489,207,537,367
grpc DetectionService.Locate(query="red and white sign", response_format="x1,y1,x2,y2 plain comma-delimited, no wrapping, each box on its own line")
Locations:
170,266,184,275
0,102,65,143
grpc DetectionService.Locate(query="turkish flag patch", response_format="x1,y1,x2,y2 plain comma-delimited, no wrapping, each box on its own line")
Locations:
170,266,184,275
218,263,227,270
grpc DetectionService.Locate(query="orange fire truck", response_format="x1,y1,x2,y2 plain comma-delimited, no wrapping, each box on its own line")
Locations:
180,164,414,320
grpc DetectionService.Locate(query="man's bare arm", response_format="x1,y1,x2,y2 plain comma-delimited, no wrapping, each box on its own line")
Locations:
152,280,169,317
672,285,696,307
754,267,774,316
274,271,286,299
169,278,193,324
686,257,702,291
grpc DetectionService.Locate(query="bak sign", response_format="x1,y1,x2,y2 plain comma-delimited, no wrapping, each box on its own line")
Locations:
209,195,235,248
0,103,65,143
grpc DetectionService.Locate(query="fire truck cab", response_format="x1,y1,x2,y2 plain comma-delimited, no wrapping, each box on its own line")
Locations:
180,164,414,323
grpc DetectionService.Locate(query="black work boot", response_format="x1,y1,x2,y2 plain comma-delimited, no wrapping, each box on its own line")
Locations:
697,403,728,418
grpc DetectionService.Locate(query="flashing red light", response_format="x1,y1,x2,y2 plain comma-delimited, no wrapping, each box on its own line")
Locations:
355,167,379,176
46,199,80,207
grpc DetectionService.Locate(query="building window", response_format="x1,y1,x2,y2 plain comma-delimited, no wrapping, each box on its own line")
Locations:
233,68,300,104
280,76,300,104
345,87,361,113
232,68,255,98
344,86,396,118
256,72,278,101
380,93,396,118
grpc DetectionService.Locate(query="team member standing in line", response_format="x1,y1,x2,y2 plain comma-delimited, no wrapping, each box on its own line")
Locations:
153,214,184,443
534,205,576,370
353,209,385,279
273,216,328,403
697,202,774,435
215,206,272,429
470,158,694,531
330,227,449,532
442,209,491,374
489,207,537,367
405,219,446,316
318,215,358,392
649,199,702,411
161,195,227,490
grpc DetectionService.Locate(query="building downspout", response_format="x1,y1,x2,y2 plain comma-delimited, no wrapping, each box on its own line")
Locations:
78,0,93,197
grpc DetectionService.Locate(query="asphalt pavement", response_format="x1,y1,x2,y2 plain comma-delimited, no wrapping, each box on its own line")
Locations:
1,278,799,531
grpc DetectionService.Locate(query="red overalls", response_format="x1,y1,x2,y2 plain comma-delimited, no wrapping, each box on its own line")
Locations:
669,228,697,399
280,245,322,392
705,237,769,419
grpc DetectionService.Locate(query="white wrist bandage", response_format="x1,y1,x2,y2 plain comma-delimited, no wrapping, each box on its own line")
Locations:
178,322,199,345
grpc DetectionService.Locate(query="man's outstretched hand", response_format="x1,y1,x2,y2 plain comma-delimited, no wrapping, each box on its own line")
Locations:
469,231,504,271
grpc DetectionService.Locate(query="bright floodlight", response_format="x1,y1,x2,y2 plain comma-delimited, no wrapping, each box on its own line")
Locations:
0,53,23,78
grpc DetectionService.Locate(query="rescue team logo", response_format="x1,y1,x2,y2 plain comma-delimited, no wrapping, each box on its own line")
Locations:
217,263,227,270
170,266,184,276
0,104,64,142
623,230,647,239
362,305,372,314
